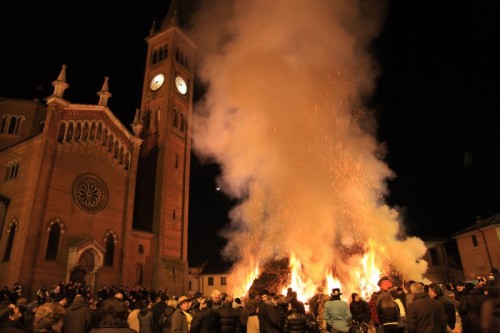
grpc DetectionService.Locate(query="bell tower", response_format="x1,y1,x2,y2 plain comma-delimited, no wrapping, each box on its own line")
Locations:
132,0,195,293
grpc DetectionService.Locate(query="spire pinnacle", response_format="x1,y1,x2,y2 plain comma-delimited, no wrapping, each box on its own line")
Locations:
161,0,181,29
51,64,70,98
97,76,112,106
131,108,144,137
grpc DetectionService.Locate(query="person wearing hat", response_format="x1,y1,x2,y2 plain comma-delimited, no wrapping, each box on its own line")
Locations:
172,296,192,333
324,288,352,332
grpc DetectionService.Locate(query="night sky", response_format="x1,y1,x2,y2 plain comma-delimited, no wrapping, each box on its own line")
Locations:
1,1,499,266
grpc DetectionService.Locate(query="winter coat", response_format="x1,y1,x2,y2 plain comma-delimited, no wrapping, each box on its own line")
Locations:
349,300,371,323
324,299,352,333
434,295,456,330
128,309,141,332
218,303,241,333
376,303,399,330
138,309,154,333
258,300,281,333
171,308,190,333
458,288,485,333
406,292,446,333
0,322,24,333
283,309,307,333
247,314,259,333
161,306,177,333
190,307,221,333
64,300,92,333
367,298,380,326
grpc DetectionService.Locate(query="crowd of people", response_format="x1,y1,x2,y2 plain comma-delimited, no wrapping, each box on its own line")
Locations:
0,268,498,333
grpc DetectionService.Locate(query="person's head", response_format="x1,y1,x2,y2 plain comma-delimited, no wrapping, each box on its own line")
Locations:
177,296,191,311
377,291,395,309
199,297,212,310
410,282,425,294
167,299,178,309
94,298,129,327
224,295,234,304
456,281,465,291
260,290,269,301
211,290,221,303
0,302,22,324
351,293,360,303
114,292,124,300
428,283,443,299
34,302,66,333
330,288,342,300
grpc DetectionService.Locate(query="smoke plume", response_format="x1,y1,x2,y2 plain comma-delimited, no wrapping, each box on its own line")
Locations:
189,0,428,295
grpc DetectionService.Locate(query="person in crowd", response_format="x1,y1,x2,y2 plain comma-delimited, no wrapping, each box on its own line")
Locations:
258,291,281,333
283,301,307,333
308,286,325,320
285,292,305,315
427,283,455,332
324,288,351,333
127,301,142,333
90,297,137,333
210,291,222,312
349,292,370,331
367,292,382,333
217,295,241,333
406,282,446,333
389,290,406,333
33,301,66,333
138,301,154,333
0,301,24,333
161,299,178,333
454,282,465,303
481,273,500,333
152,292,169,333
98,286,109,304
458,282,485,333
172,296,192,333
190,297,220,333
64,294,91,333
36,286,50,302
375,291,399,333
242,292,259,333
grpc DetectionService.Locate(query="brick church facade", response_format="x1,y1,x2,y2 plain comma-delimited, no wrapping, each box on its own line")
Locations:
0,2,194,297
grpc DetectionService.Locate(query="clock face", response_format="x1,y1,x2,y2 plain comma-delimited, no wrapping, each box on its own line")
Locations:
150,73,165,91
175,76,188,95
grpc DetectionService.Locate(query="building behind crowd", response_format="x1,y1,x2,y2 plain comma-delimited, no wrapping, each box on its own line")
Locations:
0,1,194,297
452,213,500,280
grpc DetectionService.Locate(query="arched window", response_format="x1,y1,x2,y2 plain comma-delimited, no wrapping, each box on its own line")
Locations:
152,50,158,65
180,113,185,132
45,223,61,260
135,263,144,286
104,234,115,267
56,122,66,143
173,109,178,128
0,116,8,133
3,222,16,262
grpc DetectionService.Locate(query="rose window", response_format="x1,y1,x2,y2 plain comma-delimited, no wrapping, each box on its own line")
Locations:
73,175,108,213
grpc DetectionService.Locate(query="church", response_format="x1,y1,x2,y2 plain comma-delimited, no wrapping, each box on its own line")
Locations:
0,2,195,297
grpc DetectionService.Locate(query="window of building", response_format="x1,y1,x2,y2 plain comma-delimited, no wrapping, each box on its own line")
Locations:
104,233,115,267
472,235,478,247
138,244,144,254
208,277,214,286
5,159,20,181
3,221,17,262
136,263,144,286
221,277,227,285
429,248,440,266
45,223,61,260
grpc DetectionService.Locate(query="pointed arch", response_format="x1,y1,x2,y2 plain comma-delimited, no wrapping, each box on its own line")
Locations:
45,222,61,260
135,263,144,286
103,231,117,267
2,219,18,262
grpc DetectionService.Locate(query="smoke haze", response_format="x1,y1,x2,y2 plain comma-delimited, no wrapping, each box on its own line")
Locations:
189,0,428,293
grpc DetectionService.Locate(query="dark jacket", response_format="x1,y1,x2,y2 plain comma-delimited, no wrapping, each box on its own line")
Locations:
161,306,176,333
458,288,485,333
138,309,154,333
190,307,220,333
258,301,281,333
153,302,168,333
283,309,307,333
90,324,137,333
217,303,241,333
171,308,190,333
406,293,446,333
349,300,371,323
376,304,399,326
434,295,456,329
64,300,92,333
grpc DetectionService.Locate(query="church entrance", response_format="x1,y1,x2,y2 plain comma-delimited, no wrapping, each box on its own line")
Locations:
66,240,105,294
